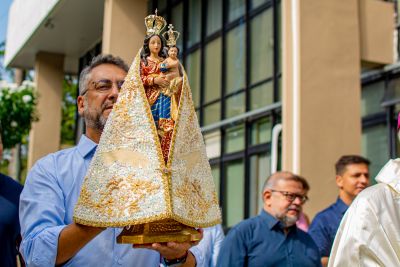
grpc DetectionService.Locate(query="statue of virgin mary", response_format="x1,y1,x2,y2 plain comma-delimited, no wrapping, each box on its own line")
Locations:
73,11,221,244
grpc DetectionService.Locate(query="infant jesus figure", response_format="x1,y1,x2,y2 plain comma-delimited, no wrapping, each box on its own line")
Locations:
159,45,183,97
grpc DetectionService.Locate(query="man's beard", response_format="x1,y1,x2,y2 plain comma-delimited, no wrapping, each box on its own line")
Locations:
83,98,109,131
276,206,300,227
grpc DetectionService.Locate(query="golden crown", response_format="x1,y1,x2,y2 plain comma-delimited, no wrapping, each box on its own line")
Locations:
145,9,167,36
162,24,180,47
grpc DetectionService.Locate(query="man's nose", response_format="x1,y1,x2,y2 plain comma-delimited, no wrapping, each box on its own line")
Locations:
292,197,303,205
108,83,119,99
360,174,369,184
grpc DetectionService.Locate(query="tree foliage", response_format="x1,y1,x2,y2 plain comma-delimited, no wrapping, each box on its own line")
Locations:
0,41,4,56
0,81,38,149
61,75,77,145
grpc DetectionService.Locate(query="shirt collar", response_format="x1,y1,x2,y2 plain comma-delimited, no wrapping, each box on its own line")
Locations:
77,134,97,159
334,197,348,215
260,209,296,232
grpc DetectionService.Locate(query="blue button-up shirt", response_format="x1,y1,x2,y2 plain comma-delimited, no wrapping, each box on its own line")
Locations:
1,173,23,267
19,135,206,267
308,197,348,257
216,210,321,267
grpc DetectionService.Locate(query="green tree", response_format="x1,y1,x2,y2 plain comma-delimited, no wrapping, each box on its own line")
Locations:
0,82,38,149
61,75,78,146
0,41,4,56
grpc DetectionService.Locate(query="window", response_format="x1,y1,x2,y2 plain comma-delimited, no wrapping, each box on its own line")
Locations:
226,24,246,94
171,3,183,50
226,93,245,118
225,160,245,227
225,124,245,153
204,38,222,103
250,82,274,110
250,9,274,85
185,50,201,107
229,0,245,22
204,102,221,125
188,0,201,47
362,125,389,180
361,81,385,117
207,0,222,35
249,153,270,216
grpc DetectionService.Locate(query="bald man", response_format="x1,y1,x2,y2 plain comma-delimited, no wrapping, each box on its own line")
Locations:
217,171,321,267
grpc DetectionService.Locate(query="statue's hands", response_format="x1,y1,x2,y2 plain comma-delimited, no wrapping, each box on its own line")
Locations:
154,76,170,87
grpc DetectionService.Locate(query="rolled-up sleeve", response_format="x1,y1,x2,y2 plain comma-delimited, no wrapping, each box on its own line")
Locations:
190,225,225,267
19,156,67,266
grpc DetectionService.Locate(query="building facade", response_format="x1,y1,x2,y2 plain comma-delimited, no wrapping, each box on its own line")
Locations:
4,0,397,227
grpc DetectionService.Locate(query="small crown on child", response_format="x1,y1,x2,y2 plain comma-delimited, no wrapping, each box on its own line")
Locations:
144,9,167,36
163,24,180,47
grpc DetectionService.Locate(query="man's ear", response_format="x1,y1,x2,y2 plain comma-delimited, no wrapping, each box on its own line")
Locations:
77,95,85,116
336,175,343,188
263,190,272,205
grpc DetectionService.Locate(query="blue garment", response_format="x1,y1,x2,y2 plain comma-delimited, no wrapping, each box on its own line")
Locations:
19,135,205,267
217,210,321,267
308,197,348,257
190,224,224,267
0,173,23,267
151,93,171,124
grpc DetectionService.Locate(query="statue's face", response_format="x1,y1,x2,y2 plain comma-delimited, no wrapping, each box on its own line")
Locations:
149,35,162,55
168,47,178,59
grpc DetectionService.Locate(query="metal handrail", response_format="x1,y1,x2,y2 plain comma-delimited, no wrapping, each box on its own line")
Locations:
271,123,282,174
200,102,282,134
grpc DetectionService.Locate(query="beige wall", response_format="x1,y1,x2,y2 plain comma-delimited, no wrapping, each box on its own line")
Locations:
102,0,147,64
282,0,362,218
28,52,64,169
359,0,395,66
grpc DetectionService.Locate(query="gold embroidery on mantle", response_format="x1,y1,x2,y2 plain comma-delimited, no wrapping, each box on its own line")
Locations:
78,174,160,219
175,178,214,220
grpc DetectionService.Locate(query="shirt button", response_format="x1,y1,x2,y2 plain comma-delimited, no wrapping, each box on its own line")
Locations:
118,259,123,265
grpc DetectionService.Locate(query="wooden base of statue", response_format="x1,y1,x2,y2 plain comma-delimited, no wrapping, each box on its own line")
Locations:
116,219,201,244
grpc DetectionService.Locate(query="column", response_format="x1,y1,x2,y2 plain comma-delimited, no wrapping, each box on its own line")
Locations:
282,0,362,217
28,52,64,169
102,0,147,64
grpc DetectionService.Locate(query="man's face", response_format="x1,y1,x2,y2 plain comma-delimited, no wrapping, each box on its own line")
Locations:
77,64,127,131
336,163,370,201
263,179,307,227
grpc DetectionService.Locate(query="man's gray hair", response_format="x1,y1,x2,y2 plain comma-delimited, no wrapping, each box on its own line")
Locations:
262,171,310,193
78,54,129,95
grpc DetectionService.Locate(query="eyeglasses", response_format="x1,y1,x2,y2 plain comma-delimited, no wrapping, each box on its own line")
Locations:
81,79,125,95
269,189,309,203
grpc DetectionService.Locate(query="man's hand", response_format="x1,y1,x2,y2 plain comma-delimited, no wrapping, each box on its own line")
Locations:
133,229,203,266
152,241,191,260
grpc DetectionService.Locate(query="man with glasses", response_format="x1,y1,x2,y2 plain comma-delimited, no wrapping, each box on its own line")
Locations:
308,155,370,266
19,54,203,266
217,171,321,267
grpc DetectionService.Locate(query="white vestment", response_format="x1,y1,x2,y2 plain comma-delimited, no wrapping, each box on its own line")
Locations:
328,159,400,267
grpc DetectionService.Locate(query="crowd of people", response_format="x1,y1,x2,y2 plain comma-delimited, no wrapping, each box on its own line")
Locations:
1,53,398,266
